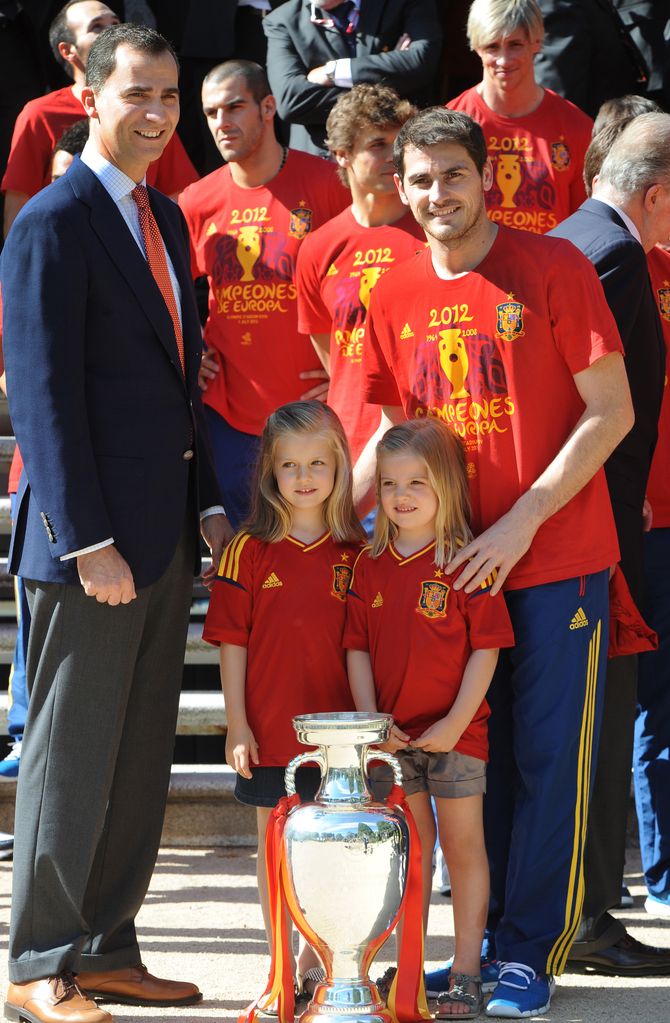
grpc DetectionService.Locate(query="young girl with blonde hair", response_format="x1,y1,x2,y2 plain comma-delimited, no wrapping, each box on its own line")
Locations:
345,418,514,1019
204,400,365,1004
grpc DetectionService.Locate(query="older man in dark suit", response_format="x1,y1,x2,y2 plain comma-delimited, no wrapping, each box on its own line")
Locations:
0,22,229,1023
263,0,442,156
552,111,670,976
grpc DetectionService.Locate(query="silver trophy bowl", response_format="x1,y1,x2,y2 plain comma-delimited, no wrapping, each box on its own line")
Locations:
283,712,408,1022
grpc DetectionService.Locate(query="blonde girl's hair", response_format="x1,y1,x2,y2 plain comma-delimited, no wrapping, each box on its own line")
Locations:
245,400,366,544
371,418,473,568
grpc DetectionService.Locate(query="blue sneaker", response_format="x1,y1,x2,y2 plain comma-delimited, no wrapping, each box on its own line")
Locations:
425,957,499,997
0,740,21,779
486,963,554,1018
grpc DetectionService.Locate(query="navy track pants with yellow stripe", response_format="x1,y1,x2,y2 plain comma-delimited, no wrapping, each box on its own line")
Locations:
484,570,609,976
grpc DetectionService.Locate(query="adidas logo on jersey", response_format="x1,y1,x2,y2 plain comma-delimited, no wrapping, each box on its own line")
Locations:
326,262,338,276
400,322,414,340
262,572,283,589
570,607,589,630
206,221,217,236
372,592,384,608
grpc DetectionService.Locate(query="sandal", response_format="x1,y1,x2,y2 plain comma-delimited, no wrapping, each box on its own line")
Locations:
295,966,326,1007
435,972,483,1019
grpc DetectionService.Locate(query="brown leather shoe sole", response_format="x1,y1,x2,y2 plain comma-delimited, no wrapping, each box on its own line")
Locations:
81,989,203,1007
4,1003,112,1023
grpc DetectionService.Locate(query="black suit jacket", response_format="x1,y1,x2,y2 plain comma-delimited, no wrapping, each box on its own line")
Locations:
535,0,649,118
263,0,442,156
551,198,665,599
1,155,221,588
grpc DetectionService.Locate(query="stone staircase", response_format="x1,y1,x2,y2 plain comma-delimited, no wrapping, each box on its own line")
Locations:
0,402,256,845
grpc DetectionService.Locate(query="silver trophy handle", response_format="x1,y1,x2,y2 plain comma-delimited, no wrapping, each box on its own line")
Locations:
364,748,404,788
285,750,325,796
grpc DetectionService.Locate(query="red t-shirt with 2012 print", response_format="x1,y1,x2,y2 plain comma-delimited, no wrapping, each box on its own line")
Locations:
296,207,425,461
179,151,348,435
448,87,592,235
363,227,622,590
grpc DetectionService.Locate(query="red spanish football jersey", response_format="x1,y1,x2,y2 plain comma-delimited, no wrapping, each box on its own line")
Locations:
448,87,592,234
179,151,349,434
296,207,425,461
1,86,198,197
344,542,515,759
363,227,622,590
646,245,670,527
203,530,359,766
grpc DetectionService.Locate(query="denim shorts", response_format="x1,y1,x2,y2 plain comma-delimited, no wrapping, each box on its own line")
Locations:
234,766,322,807
370,747,486,800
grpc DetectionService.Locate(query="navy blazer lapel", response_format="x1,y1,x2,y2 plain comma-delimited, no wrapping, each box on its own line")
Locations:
67,159,186,383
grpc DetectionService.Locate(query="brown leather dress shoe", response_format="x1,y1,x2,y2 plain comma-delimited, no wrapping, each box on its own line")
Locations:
76,965,202,1007
5,973,113,1023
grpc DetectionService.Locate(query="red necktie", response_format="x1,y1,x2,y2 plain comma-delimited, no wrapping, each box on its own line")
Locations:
132,184,185,374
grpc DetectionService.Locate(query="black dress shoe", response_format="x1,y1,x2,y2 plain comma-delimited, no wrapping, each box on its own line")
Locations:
568,933,670,976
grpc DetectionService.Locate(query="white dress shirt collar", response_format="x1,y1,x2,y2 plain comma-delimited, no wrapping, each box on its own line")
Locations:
594,196,642,244
80,140,146,201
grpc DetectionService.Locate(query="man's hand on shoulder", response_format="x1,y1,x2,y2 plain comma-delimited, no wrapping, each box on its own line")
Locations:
201,513,234,590
77,546,137,605
448,502,539,595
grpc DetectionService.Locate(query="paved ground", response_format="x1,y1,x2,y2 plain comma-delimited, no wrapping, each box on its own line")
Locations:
0,842,668,1023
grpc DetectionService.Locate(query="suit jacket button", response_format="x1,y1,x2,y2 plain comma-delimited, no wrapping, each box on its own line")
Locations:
182,449,194,460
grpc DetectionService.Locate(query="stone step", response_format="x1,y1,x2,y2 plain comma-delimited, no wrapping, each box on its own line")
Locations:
0,437,15,464
0,688,226,736
0,498,9,534
0,396,12,437
162,765,255,846
0,620,218,665
0,763,256,846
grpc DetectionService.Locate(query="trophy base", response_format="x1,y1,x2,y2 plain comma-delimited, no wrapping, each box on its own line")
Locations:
298,981,392,1022
300,1013,392,1023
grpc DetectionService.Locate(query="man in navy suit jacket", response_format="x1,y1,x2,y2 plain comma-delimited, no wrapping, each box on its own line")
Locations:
0,23,229,1023
552,112,670,976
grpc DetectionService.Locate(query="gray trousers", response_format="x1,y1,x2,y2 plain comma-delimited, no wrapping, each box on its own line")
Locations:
8,525,195,982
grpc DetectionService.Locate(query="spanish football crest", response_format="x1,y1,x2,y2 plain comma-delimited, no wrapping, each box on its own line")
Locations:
658,282,670,322
417,580,449,619
289,205,313,239
496,293,525,342
551,140,571,171
332,564,353,600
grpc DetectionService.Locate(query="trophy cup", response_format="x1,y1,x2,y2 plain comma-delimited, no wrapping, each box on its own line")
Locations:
282,711,409,1023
